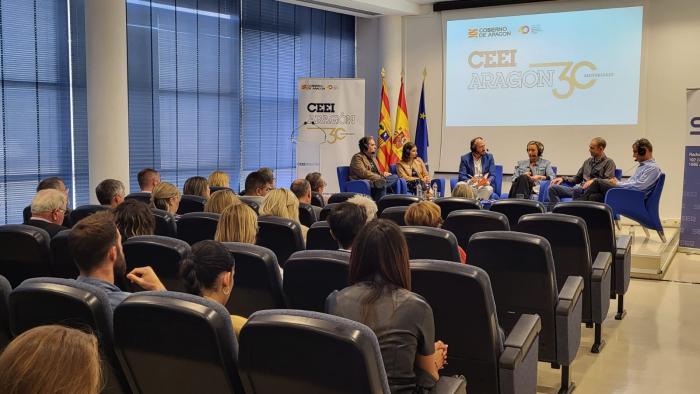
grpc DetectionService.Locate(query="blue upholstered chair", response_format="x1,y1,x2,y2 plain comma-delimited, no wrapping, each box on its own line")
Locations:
605,173,666,242
390,163,446,197
336,166,371,196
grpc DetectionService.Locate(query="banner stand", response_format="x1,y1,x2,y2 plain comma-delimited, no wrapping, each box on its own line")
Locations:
679,88,700,252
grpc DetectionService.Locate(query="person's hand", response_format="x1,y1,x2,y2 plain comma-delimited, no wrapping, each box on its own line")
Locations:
434,341,448,369
470,175,479,184
127,266,166,291
582,179,594,189
383,172,392,177
551,177,563,186
608,177,619,186
423,175,431,183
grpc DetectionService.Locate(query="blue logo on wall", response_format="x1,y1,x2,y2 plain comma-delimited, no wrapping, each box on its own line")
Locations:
691,116,700,135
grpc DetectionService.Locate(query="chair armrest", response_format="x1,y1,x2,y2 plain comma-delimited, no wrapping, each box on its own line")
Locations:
604,188,646,214
538,180,552,202
556,276,584,315
345,180,371,195
616,234,632,252
499,314,541,369
396,178,409,194
591,251,613,282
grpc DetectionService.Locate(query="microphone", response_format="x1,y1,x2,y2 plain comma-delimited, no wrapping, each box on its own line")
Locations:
303,121,329,143
290,121,309,144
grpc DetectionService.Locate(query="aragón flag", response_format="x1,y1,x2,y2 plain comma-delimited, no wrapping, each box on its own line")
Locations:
376,70,393,173
391,76,410,164
415,79,428,162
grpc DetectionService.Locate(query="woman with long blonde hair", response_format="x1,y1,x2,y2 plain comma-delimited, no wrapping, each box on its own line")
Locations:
151,182,181,215
258,188,308,240
215,203,258,244
204,189,241,214
208,170,230,188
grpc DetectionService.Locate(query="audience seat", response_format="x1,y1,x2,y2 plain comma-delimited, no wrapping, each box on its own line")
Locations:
306,221,338,251
10,277,130,394
401,226,461,263
283,250,350,312
70,204,110,225
434,197,481,220
125,192,151,205
177,195,207,215
468,231,583,392
605,173,666,242
377,194,420,214
553,201,632,320
222,242,285,318
337,166,371,196
311,191,325,207
489,199,545,228
238,196,260,214
152,208,178,237
49,229,79,279
379,205,409,226
210,186,234,195
410,260,541,394
443,210,510,252
122,235,191,293
113,291,244,393
176,212,220,245
0,224,51,287
319,203,339,221
0,275,11,350
256,216,305,268
518,213,613,353
299,203,318,227
328,192,358,204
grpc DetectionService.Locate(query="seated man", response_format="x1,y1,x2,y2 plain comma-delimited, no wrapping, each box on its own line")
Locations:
305,172,326,205
458,137,495,200
69,211,166,310
241,171,272,205
508,141,555,200
349,136,398,201
548,137,616,203
290,179,322,218
25,177,72,227
95,179,125,208
25,189,68,238
326,202,367,252
137,168,160,193
580,138,661,203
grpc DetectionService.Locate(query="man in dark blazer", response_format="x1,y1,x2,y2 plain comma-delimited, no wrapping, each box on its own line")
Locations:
458,136,496,200
349,136,398,201
25,188,68,238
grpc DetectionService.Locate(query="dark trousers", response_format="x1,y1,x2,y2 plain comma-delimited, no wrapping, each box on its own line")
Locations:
371,174,399,201
508,174,534,199
579,179,616,202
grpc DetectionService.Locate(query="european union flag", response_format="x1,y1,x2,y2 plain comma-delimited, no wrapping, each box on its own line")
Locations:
415,81,429,162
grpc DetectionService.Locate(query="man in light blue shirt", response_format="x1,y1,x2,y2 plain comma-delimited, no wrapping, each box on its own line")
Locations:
580,138,661,202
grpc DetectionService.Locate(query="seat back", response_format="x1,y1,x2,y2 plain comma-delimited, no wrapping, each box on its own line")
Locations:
70,205,110,225
299,203,318,227
49,229,79,279
401,226,461,263
0,275,11,350
552,201,616,258
238,196,260,214
377,194,420,214
210,186,233,195
443,210,510,251
336,166,351,192
410,261,504,393
222,242,285,317
0,224,51,287
434,197,481,220
468,231,558,361
517,213,593,320
489,199,545,228
176,212,220,245
319,203,339,221
152,208,178,237
239,309,390,394
10,278,129,393
257,216,305,267
311,191,325,207
114,292,243,394
22,205,32,223
328,192,358,204
644,173,665,228
125,192,151,205
122,235,191,293
283,250,350,312
306,221,339,250
379,205,409,226
177,195,207,215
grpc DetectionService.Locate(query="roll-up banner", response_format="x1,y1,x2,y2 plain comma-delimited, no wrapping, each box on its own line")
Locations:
297,78,365,194
680,88,700,250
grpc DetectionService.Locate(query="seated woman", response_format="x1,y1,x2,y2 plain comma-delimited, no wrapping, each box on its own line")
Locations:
327,219,448,394
183,176,210,199
204,189,241,214
396,142,431,197
151,182,181,216
508,141,555,199
113,199,155,241
404,201,467,264
451,182,477,200
208,170,230,189
259,188,308,241
180,240,247,335
0,325,102,394
215,203,258,244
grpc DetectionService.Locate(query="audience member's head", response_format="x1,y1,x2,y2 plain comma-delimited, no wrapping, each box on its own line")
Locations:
204,189,241,214
30,189,68,225
290,179,312,204
68,211,125,279
404,201,443,228
305,172,326,194
347,194,378,223
258,167,275,187
37,176,68,196
208,170,230,188
327,202,367,250
95,179,125,208
215,203,258,244
452,183,477,199
180,240,236,306
259,188,300,222
137,168,160,192
183,176,210,199
151,182,181,215
244,171,272,197
0,325,102,394
113,200,155,241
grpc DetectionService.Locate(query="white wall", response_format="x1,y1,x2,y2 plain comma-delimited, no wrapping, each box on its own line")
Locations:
356,0,700,219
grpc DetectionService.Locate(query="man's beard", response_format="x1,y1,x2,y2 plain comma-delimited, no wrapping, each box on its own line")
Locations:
114,249,127,279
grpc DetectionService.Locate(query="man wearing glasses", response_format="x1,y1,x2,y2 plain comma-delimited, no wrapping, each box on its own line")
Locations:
240,171,274,206
23,177,72,227
25,188,68,238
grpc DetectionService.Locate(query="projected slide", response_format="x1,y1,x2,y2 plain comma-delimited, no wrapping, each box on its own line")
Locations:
445,7,644,126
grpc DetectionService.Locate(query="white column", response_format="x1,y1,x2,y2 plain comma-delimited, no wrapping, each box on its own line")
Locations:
85,0,130,202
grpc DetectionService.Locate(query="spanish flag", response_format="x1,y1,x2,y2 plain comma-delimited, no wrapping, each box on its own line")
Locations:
391,76,410,163
376,69,393,173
